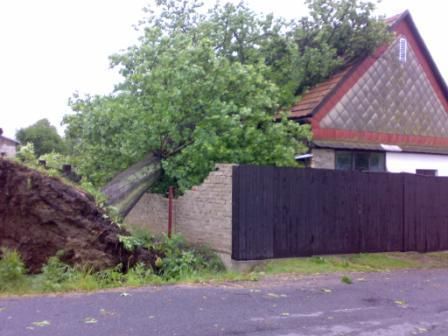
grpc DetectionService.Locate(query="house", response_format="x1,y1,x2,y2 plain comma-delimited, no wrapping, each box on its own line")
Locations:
290,11,448,177
0,128,19,158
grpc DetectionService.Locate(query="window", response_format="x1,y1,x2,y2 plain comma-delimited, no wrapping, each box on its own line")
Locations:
335,152,351,170
399,38,407,63
416,169,437,176
335,151,385,172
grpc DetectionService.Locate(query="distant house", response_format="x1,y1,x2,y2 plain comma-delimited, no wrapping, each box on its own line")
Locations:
0,128,19,158
290,11,448,177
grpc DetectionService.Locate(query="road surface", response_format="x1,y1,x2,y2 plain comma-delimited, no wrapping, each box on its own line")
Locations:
1,269,448,335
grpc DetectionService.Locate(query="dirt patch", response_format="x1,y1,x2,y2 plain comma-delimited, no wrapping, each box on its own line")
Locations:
0,159,152,273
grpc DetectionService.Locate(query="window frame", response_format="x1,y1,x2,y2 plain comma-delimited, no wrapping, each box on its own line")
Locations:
335,150,386,172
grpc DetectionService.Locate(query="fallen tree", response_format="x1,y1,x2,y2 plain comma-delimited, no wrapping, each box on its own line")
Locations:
0,159,152,273
63,0,389,196
101,154,161,216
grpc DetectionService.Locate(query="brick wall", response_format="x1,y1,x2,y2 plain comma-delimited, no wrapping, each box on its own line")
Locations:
311,148,335,169
124,193,168,234
125,164,234,255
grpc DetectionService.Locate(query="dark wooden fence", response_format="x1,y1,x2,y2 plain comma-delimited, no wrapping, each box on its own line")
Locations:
232,165,448,260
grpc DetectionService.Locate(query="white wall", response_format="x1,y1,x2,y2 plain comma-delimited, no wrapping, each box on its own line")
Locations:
0,142,16,157
386,152,448,176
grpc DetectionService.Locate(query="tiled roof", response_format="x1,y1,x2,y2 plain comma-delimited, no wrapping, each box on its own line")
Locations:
0,135,19,145
289,12,411,120
289,67,352,119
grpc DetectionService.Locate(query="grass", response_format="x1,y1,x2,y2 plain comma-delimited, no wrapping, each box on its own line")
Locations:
252,252,448,275
0,270,257,297
0,251,257,297
3,251,448,297
0,231,258,297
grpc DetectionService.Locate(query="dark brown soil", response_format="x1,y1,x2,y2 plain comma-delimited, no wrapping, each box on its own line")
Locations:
0,159,152,273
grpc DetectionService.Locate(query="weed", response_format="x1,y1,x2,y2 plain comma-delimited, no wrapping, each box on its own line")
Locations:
79,178,107,207
125,263,159,286
0,249,27,291
0,232,226,295
94,264,126,287
141,233,226,280
118,235,146,252
341,275,353,284
39,256,77,291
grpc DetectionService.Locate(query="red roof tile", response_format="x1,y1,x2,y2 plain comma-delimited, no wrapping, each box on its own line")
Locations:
289,67,351,119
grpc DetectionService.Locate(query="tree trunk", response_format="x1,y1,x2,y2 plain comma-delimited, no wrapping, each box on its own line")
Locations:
101,155,162,216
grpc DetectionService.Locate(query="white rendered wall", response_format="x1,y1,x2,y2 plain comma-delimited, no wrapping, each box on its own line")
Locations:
0,143,16,157
386,152,448,176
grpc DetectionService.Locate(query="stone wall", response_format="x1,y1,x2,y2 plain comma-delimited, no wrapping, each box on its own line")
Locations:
125,164,234,255
311,148,335,169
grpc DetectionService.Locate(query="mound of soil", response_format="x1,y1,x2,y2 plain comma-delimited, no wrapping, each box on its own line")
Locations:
0,159,152,273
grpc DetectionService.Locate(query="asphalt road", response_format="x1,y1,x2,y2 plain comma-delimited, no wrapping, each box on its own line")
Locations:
2,269,448,336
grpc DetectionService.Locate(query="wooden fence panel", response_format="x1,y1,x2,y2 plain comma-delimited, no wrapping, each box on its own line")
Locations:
232,165,448,260
437,178,448,251
273,168,313,258
232,166,275,260
403,174,417,252
309,170,360,256
421,176,448,252
359,173,404,253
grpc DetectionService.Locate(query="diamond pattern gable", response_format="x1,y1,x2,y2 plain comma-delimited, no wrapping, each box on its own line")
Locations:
320,37,448,137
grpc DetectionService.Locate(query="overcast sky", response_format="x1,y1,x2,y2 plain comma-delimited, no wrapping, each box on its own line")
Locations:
0,0,446,139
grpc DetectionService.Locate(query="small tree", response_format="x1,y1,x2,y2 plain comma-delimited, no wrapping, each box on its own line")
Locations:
16,119,66,157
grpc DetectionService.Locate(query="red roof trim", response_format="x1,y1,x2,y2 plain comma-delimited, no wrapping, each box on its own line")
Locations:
314,128,448,148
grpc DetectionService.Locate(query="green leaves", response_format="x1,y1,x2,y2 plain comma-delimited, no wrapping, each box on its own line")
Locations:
0,249,27,291
63,0,388,190
16,119,66,157
292,0,391,93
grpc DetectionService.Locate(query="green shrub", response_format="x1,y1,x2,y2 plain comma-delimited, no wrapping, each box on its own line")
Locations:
190,245,225,273
38,152,72,171
16,143,37,165
40,256,77,291
79,178,107,207
145,233,225,280
162,250,200,280
118,234,148,252
0,249,27,291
